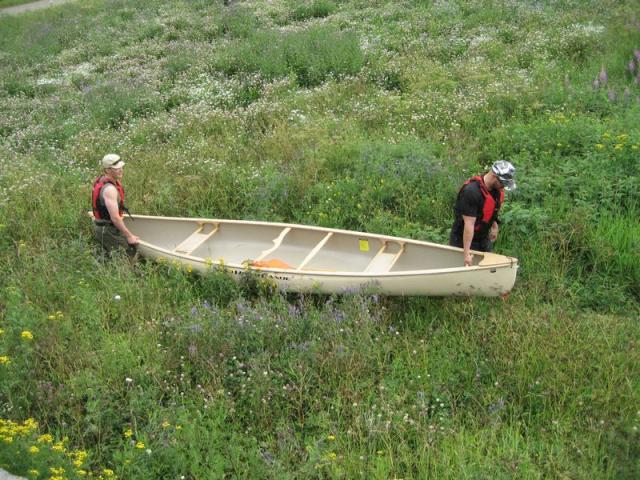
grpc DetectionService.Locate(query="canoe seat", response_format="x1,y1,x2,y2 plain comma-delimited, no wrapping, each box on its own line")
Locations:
364,242,405,273
174,223,219,255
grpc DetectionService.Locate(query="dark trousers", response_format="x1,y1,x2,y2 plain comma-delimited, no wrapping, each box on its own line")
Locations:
449,231,493,252
94,223,137,257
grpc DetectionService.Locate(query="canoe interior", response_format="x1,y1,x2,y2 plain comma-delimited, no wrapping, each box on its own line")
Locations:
125,216,493,273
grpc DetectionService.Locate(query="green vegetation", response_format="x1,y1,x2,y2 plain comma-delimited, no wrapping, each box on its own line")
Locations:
0,0,37,9
1,0,639,478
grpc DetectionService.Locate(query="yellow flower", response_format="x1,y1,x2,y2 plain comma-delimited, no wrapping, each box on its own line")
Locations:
161,420,170,429
21,330,34,340
76,470,87,476
614,143,624,150
103,468,115,476
175,425,182,430
71,450,88,462
29,445,40,453
327,452,337,461
73,460,83,467
123,429,133,438
135,441,145,449
52,441,66,452
0,356,10,366
2,436,13,443
616,134,628,141
28,469,39,477
37,434,53,443
327,434,335,441
595,144,605,149
0,328,4,335
49,467,65,475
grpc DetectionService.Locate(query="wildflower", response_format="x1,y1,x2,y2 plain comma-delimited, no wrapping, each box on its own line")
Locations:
0,328,4,335
327,452,337,461
103,468,115,476
52,441,66,452
114,295,121,301
28,470,39,477
123,429,133,438
598,66,608,85
73,460,83,467
37,434,53,443
76,470,87,476
49,467,65,475
0,356,10,365
175,425,182,430
592,78,600,90
608,90,617,102
327,434,335,441
21,330,34,340
614,144,624,150
135,441,145,449
161,420,170,429
29,445,40,453
3,436,13,443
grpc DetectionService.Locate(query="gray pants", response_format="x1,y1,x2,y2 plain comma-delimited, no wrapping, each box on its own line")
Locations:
94,223,136,256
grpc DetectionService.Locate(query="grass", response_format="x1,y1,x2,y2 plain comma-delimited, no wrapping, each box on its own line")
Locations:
0,0,639,478
0,0,38,8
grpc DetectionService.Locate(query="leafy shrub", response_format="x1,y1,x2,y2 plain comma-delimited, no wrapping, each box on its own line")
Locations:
290,0,337,22
84,81,161,128
210,26,364,87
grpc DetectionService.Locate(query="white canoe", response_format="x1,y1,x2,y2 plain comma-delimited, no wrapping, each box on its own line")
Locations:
117,214,518,296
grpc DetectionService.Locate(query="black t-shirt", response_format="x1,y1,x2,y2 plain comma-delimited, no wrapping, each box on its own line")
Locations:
450,181,500,240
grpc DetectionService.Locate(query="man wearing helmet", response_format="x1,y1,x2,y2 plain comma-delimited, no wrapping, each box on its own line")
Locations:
449,160,516,266
91,153,139,255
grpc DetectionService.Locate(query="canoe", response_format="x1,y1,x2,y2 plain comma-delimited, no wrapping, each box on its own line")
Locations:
110,214,518,296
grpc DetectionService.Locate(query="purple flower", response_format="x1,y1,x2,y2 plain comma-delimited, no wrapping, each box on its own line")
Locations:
592,78,600,90
635,50,640,62
598,66,608,85
624,87,631,101
608,90,617,102
628,59,637,75
636,73,640,85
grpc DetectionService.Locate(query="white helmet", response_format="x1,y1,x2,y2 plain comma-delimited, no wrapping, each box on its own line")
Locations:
491,160,516,190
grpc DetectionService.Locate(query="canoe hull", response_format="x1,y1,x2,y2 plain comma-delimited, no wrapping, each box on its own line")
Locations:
138,243,516,296
120,214,518,297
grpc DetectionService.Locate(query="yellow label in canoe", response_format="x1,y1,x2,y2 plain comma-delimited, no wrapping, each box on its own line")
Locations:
359,239,369,252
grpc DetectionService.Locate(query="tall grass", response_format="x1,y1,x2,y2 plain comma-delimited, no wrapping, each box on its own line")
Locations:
0,0,639,478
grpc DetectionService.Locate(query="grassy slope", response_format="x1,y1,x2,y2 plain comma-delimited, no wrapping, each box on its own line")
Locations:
0,0,639,478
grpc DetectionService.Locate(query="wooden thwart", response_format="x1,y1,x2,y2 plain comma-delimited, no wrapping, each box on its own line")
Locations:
174,222,219,255
297,232,333,271
254,227,291,261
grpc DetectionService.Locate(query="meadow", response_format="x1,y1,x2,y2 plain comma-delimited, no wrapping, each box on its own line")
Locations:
0,0,639,478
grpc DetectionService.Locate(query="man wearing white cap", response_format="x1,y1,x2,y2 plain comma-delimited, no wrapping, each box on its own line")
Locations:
91,153,139,254
449,160,516,266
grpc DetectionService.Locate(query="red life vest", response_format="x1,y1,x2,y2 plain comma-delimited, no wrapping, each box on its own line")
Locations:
460,175,504,234
92,176,125,221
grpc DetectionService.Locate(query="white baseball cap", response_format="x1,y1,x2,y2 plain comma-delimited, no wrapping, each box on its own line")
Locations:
102,153,125,169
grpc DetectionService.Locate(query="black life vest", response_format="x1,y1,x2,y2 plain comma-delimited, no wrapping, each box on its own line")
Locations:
92,176,125,221
459,175,504,235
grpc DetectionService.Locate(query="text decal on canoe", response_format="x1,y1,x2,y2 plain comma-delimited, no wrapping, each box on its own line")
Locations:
359,239,369,252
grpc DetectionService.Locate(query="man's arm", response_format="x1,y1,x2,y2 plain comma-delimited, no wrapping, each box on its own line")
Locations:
489,221,499,242
462,215,476,267
103,186,139,245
